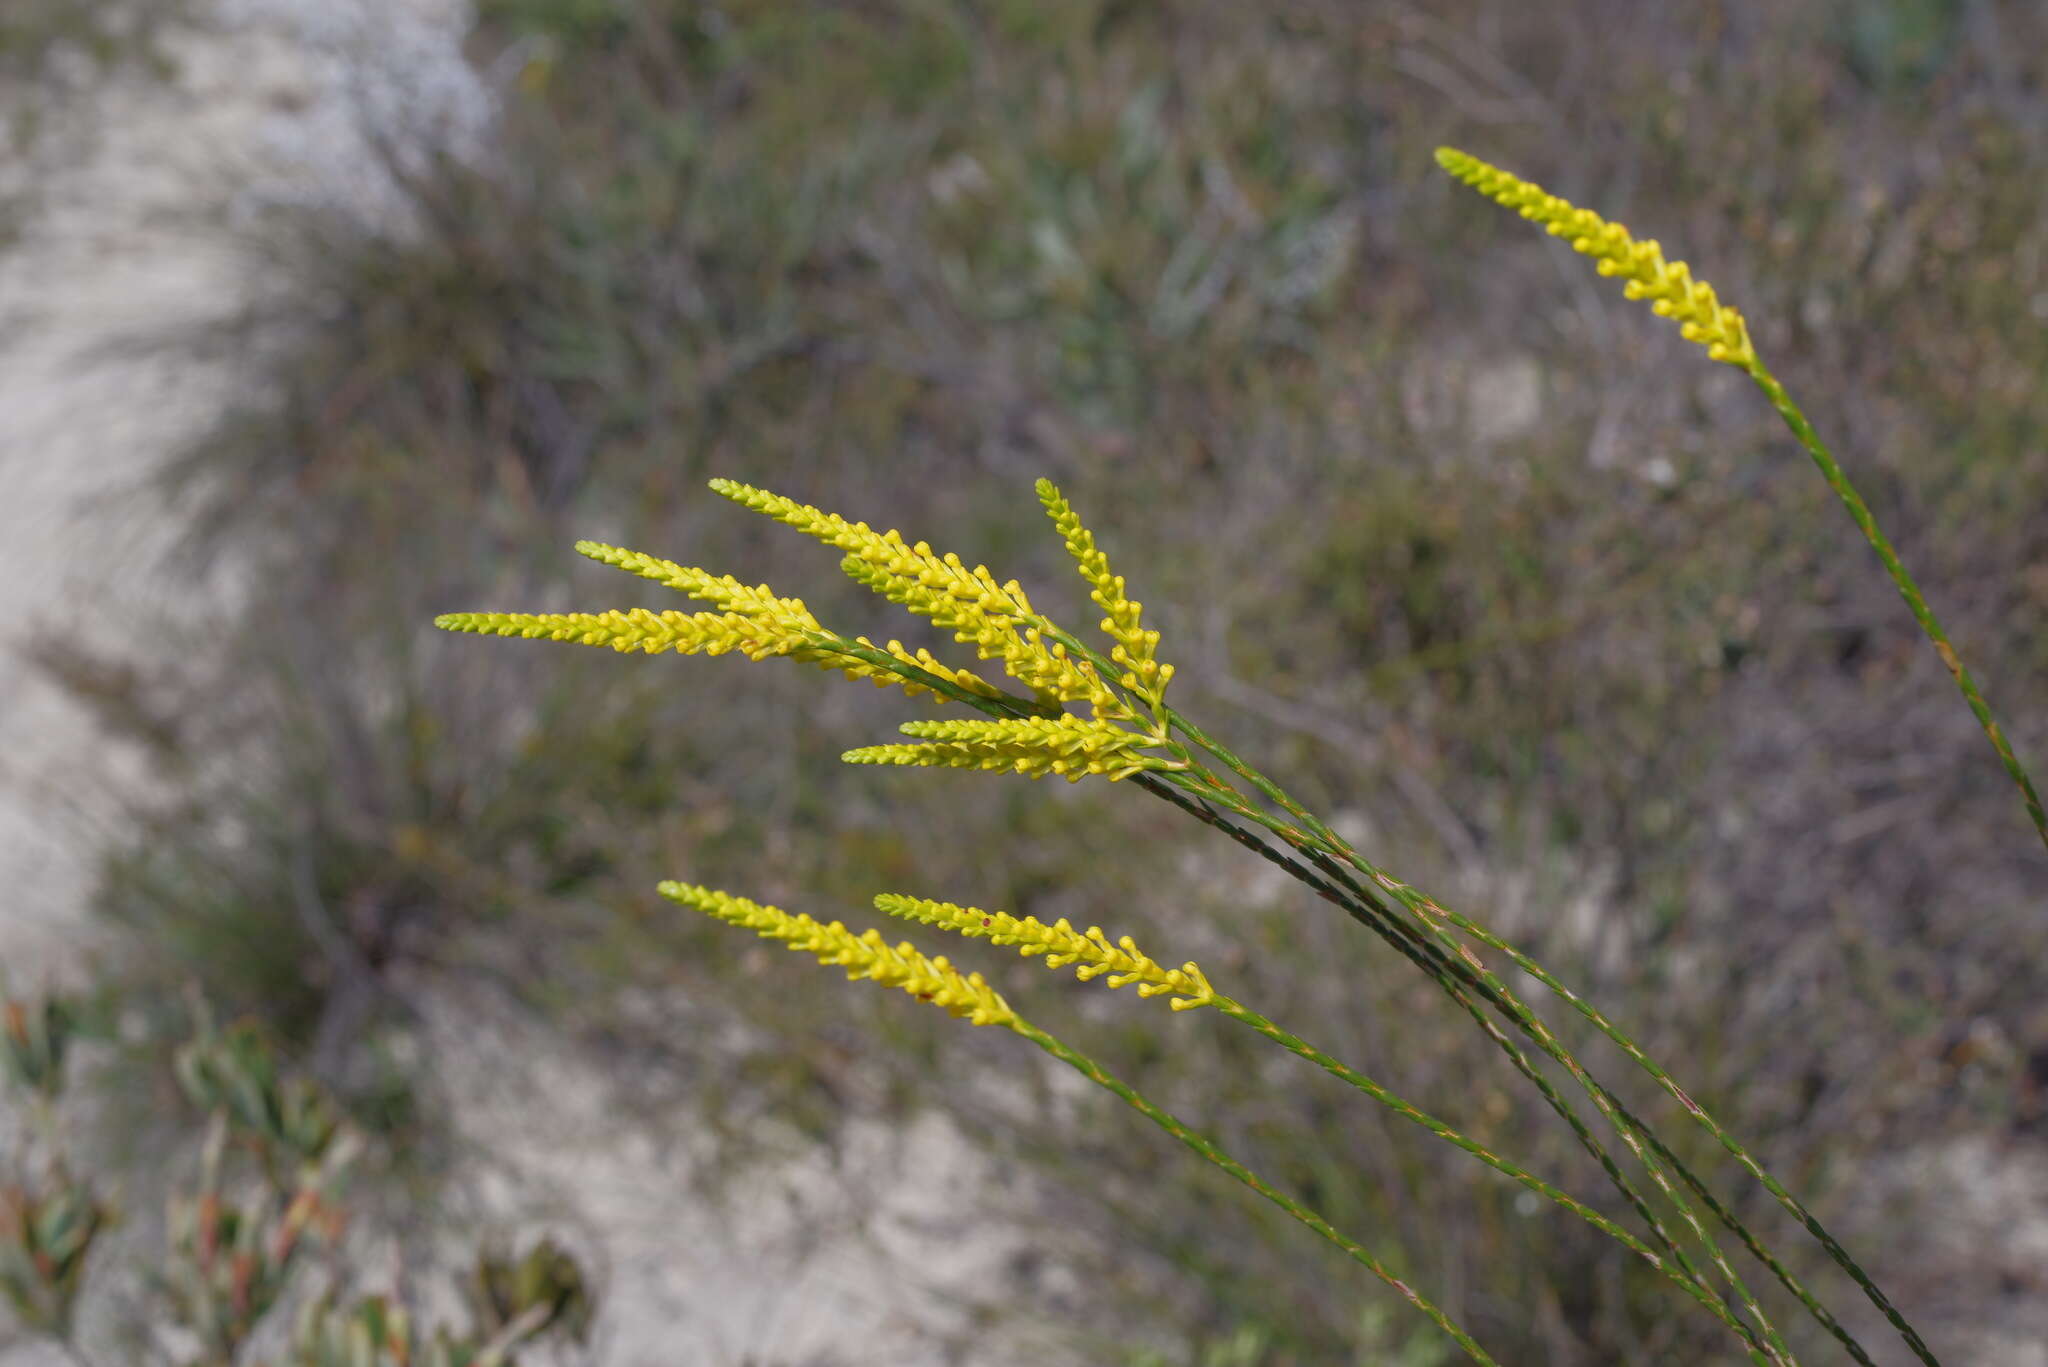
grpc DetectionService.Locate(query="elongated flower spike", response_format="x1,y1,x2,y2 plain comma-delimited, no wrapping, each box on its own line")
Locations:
435,608,810,660
1036,479,1175,713
844,715,1186,783
659,882,1017,1027
434,538,1003,703
1436,147,1756,370
575,540,819,623
434,607,989,702
875,894,1217,1011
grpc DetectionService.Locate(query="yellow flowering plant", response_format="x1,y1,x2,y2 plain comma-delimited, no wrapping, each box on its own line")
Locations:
431,153,2048,1364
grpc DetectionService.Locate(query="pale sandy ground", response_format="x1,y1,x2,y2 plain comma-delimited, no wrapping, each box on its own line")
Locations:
0,5,1042,1365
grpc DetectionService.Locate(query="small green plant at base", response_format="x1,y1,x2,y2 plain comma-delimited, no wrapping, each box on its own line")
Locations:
0,1165,110,1339
0,983,594,1366
0,982,114,1343
434,150,2045,1364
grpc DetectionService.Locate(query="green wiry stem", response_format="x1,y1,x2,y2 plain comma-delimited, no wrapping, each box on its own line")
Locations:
1209,996,1775,1357
1005,1017,1500,1366
1149,760,1782,1341
1158,714,1916,1365
1745,359,2048,856
1135,774,1770,1360
1282,804,1861,1363
1137,772,1874,1366
1142,703,1797,1356
1393,865,1917,1367
1293,816,1901,1366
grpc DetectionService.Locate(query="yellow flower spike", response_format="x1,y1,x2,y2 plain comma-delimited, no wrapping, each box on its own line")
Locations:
1035,479,1175,707
842,738,1177,783
658,882,1018,1028
896,714,1153,756
434,609,963,703
845,714,1185,783
874,894,1218,1012
709,478,1035,622
657,890,1486,1360
434,608,805,659
575,540,820,625
1435,147,1756,370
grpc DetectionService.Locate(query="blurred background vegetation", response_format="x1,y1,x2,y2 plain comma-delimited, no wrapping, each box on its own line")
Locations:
10,0,2048,1361
0,0,183,244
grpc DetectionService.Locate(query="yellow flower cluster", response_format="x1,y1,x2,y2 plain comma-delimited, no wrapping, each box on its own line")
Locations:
874,894,1217,1011
1036,478,1173,708
659,882,1017,1028
713,477,1119,711
1435,147,1756,369
844,713,1180,782
439,478,1182,785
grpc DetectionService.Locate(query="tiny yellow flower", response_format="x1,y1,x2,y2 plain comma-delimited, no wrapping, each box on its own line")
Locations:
875,894,1217,1011
659,882,1017,1027
1436,147,1756,369
709,478,1036,621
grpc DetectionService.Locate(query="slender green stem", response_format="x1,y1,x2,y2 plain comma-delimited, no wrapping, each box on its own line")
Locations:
1746,359,2048,856
1210,995,1774,1358
1160,760,1769,1320
1146,771,1738,1291
1004,1016,1500,1366
1148,717,1797,1359
1162,715,1918,1366
1394,865,1922,1367
1248,776,1865,1363
1135,776,1769,1362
